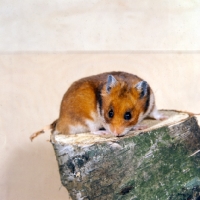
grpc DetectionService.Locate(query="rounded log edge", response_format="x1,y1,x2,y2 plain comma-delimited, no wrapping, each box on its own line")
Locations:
51,110,190,146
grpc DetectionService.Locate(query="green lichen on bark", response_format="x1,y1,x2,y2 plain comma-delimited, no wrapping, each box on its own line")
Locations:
115,129,200,200
52,115,200,200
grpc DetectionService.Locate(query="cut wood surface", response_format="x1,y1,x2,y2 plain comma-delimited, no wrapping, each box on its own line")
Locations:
51,110,200,200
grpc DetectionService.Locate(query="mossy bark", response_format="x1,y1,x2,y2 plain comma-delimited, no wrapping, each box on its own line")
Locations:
51,111,200,200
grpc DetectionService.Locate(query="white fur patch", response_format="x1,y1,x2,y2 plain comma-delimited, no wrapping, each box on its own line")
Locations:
69,124,87,134
85,111,103,132
85,119,100,132
149,106,166,120
69,110,104,134
137,112,145,124
143,93,155,118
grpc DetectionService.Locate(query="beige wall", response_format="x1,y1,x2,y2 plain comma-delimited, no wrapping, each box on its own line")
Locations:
1,1,200,200
1,0,200,52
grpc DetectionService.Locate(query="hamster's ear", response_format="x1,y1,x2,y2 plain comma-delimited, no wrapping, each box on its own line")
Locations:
135,81,149,98
106,75,117,93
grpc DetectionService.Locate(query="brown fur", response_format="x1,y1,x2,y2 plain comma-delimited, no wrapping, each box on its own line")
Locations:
31,71,159,140
56,71,150,135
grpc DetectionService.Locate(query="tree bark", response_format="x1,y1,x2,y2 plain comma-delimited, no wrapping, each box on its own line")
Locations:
51,110,200,200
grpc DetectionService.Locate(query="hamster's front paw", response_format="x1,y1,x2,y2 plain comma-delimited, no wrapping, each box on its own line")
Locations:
155,113,168,121
131,124,148,131
92,130,110,135
149,108,168,121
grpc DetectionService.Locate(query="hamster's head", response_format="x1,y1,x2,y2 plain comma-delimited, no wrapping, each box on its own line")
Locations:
101,75,150,137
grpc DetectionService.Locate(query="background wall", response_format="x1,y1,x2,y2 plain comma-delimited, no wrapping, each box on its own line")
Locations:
0,1,200,200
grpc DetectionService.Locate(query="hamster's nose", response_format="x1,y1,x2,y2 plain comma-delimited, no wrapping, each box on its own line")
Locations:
112,128,123,137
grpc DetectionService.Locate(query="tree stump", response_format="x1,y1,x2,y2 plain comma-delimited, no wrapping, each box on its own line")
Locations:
51,110,200,200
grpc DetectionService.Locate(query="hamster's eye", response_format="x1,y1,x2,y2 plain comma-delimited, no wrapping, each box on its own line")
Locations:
108,109,114,118
124,112,132,120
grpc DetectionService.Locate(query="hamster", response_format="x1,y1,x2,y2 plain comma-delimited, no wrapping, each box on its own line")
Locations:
30,71,166,141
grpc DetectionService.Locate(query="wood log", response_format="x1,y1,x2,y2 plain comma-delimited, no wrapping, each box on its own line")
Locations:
51,110,200,200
